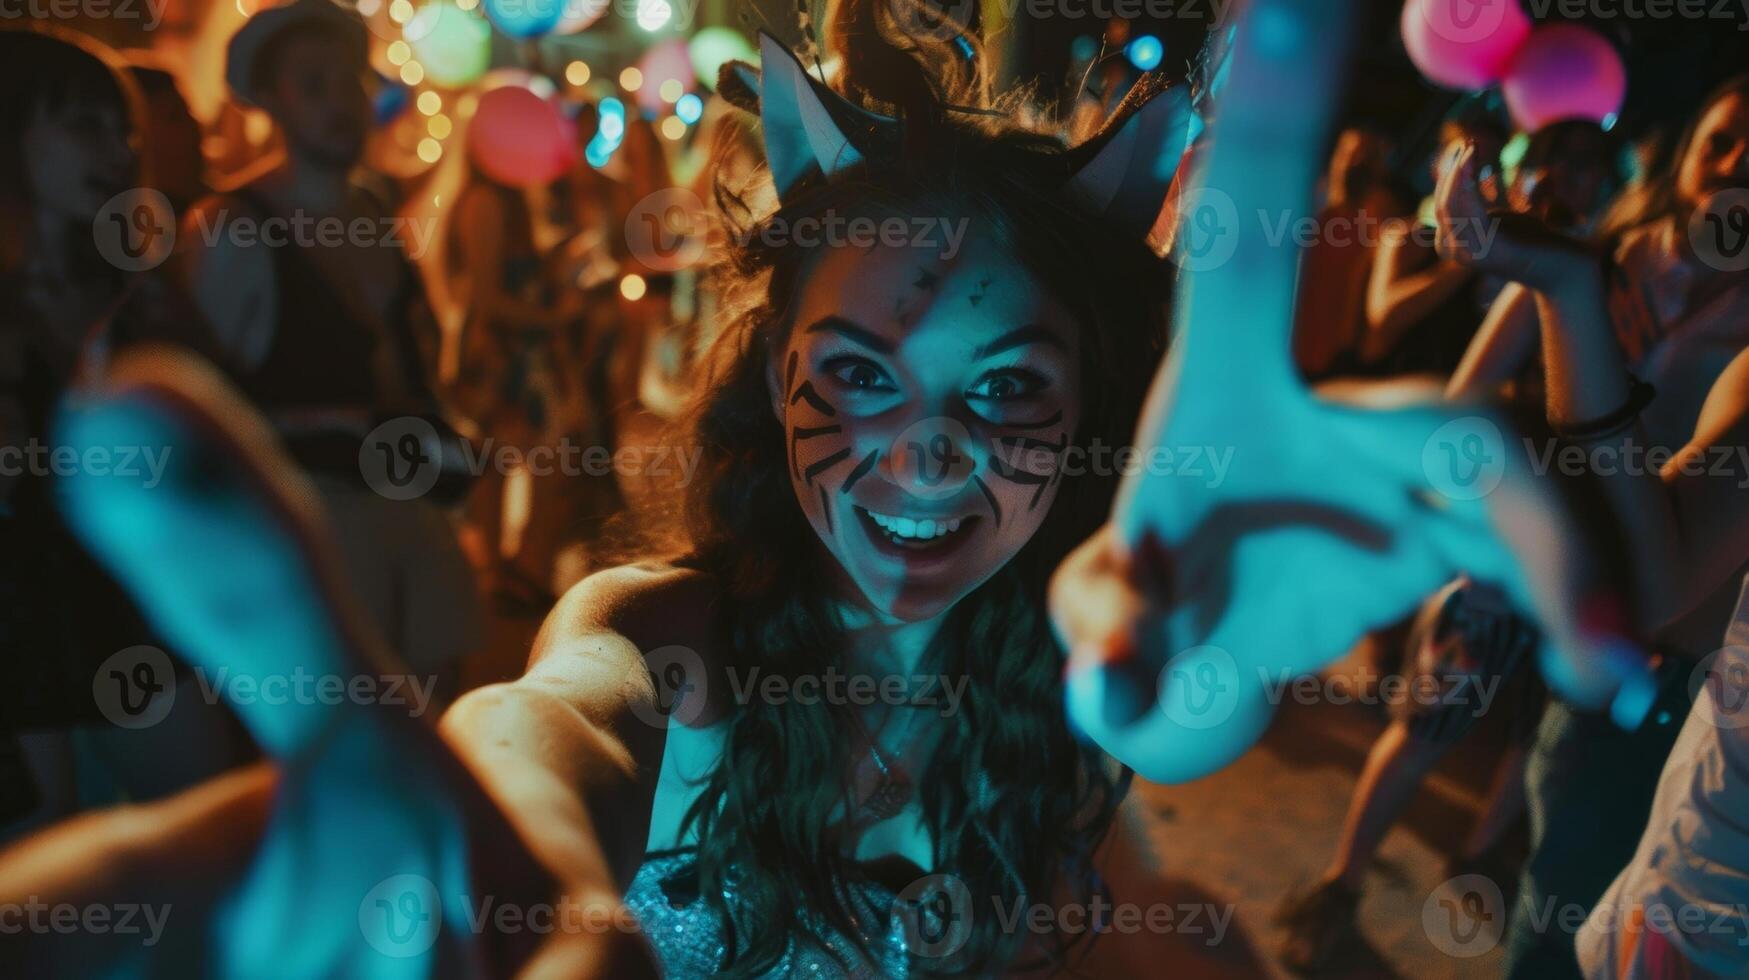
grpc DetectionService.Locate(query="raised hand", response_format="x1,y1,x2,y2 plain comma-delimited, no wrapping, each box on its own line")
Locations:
1050,0,1656,784
1434,141,1597,291
51,350,650,977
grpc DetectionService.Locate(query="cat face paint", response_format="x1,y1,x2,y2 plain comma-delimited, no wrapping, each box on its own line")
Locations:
772,234,1081,623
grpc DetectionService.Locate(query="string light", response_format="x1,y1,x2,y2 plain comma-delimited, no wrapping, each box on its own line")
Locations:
659,116,685,140
416,90,442,115
634,0,670,30
387,40,411,65
620,274,647,301
658,78,683,103
565,61,591,86
417,137,443,163
428,114,453,138
399,61,425,85
619,67,643,91
388,0,413,22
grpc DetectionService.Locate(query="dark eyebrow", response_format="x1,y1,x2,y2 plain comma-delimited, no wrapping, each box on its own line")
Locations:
973,324,1067,360
804,315,896,355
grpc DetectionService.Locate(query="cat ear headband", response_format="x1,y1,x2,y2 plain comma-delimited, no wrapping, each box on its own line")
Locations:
720,31,1198,242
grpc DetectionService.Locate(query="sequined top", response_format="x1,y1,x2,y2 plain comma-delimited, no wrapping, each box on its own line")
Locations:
624,848,939,979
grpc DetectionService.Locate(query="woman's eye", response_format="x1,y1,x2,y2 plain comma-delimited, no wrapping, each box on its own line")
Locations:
826,358,895,392
967,369,1046,401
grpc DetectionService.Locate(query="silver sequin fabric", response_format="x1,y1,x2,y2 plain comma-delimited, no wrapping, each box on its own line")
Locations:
624,850,923,978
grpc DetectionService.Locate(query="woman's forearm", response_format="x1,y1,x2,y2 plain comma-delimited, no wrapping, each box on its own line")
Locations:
1363,258,1472,362
440,679,653,892
1533,265,1681,629
1448,283,1538,399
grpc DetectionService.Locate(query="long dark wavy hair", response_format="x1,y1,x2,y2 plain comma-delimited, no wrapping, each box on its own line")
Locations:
651,0,1175,973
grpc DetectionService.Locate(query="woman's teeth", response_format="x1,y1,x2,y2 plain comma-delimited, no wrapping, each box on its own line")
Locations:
865,509,963,541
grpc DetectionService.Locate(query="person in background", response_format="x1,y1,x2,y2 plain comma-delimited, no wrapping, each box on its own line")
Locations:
1293,126,1406,380
124,55,210,215
1574,347,1749,978
445,139,585,607
0,25,248,841
1359,103,1508,377
180,0,478,698
1430,74,1749,978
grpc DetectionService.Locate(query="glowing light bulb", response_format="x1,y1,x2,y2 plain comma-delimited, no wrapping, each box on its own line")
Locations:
635,0,670,31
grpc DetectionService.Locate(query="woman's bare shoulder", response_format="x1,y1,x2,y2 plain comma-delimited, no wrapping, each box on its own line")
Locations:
531,562,722,666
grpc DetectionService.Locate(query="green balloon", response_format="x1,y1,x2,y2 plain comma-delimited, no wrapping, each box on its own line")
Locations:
688,27,756,90
408,3,492,88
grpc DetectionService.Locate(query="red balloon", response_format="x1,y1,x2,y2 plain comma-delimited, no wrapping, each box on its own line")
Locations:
1502,24,1627,132
466,85,579,188
1400,0,1532,91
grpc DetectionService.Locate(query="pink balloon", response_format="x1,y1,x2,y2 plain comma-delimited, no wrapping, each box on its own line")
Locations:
467,85,579,187
1400,0,1532,91
1502,24,1626,131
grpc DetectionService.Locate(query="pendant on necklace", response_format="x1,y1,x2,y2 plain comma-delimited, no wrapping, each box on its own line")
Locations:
859,767,914,822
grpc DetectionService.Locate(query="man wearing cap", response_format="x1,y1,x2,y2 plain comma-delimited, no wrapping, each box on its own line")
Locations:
181,0,479,693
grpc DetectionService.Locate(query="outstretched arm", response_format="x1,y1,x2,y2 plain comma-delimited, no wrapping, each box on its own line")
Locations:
1447,282,1541,399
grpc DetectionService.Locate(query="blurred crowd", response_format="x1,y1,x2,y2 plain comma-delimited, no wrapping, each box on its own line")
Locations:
0,2,1745,977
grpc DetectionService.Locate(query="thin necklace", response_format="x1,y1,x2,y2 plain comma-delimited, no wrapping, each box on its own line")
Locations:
852,705,926,823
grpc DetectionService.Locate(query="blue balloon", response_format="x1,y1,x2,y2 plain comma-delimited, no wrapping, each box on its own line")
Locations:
482,0,562,39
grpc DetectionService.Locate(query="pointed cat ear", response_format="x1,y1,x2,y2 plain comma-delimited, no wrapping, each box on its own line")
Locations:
748,32,878,199
1066,83,1198,240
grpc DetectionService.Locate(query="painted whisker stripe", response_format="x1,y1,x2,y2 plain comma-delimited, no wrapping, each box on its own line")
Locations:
789,381,837,417
790,424,844,479
995,432,1068,452
819,485,833,534
971,475,1002,528
840,449,880,495
804,448,852,486
988,454,1052,510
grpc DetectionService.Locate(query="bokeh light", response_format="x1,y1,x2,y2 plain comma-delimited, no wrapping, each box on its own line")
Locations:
620,274,647,300
675,92,702,124
619,67,643,90
565,60,591,86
